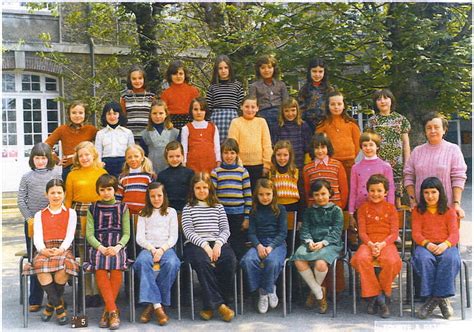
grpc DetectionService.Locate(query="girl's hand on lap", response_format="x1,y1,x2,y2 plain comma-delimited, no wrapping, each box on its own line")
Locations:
98,245,108,256
241,219,249,231
433,243,448,255
212,243,222,262
204,244,213,261
257,244,267,259
426,243,437,254
264,246,273,255
313,242,324,251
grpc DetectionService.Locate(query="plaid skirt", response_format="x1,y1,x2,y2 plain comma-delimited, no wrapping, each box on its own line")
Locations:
170,114,191,131
210,108,238,144
25,239,79,276
72,201,91,238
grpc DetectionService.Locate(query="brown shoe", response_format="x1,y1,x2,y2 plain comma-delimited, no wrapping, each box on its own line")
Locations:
41,303,54,322
305,292,317,309
139,304,153,324
317,287,328,314
29,304,41,312
217,304,235,322
54,304,68,325
99,310,109,328
379,303,390,318
108,310,120,330
154,307,169,326
199,310,214,321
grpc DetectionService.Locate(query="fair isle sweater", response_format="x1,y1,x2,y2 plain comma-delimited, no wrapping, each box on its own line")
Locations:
210,162,252,218
18,168,61,220
182,202,230,248
271,169,300,205
116,170,155,215
404,140,467,205
349,157,396,213
206,80,244,111
228,116,273,169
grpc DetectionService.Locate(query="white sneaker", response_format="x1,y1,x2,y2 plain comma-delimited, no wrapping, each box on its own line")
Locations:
268,291,279,309
257,294,269,314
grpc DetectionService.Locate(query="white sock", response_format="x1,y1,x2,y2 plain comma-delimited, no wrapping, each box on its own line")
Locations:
299,269,322,299
153,303,162,309
313,268,328,285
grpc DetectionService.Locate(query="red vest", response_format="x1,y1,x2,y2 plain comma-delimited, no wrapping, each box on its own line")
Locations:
41,208,69,241
186,122,217,173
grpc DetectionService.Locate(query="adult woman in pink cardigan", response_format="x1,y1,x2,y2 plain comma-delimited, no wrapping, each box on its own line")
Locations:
404,112,467,219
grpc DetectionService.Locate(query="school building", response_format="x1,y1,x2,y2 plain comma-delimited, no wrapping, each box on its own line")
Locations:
1,3,472,192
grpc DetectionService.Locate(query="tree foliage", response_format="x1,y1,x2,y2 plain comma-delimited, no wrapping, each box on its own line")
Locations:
28,2,471,142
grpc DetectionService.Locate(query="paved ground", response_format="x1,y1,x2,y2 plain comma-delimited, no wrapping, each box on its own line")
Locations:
2,184,472,331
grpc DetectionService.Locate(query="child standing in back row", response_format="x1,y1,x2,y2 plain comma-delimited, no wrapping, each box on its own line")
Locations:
120,65,156,140
140,99,179,174
160,60,200,130
181,97,221,174
366,89,411,207
249,55,289,140
207,55,244,143
316,90,360,182
228,97,273,191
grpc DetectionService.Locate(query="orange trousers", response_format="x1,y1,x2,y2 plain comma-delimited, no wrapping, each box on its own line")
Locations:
95,270,123,312
351,244,401,298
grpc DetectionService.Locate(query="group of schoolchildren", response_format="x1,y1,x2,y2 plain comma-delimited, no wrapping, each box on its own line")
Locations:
18,54,464,329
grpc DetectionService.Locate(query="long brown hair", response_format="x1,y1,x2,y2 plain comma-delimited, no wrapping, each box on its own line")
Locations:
319,89,357,126
141,182,169,217
252,178,280,216
270,140,297,179
188,172,219,207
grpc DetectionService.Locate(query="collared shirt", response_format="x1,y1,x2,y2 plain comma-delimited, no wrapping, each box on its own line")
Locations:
314,156,329,167
248,78,289,110
95,125,135,158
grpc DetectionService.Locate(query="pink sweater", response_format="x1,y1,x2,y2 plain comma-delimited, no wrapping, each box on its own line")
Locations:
349,157,395,213
404,140,467,205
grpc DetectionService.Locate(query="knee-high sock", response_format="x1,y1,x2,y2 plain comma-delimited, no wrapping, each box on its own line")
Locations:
42,282,60,307
313,268,328,286
299,269,322,299
55,283,66,303
95,270,117,312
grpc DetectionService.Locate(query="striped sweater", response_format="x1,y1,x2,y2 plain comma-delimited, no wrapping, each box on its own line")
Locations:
210,163,252,218
182,202,230,248
18,169,62,219
120,88,155,136
206,80,244,111
303,157,348,209
271,169,300,205
116,171,154,215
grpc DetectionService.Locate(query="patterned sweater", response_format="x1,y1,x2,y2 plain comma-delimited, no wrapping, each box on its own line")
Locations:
206,80,244,110
357,200,399,245
182,202,230,248
116,171,155,215
120,88,155,137
273,120,312,169
211,163,252,218
271,169,300,205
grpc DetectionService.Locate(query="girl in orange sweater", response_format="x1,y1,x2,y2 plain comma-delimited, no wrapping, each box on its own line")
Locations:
350,174,401,318
316,90,360,181
160,60,200,130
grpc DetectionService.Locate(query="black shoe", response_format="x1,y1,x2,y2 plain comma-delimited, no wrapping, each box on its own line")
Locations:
417,297,439,319
438,297,453,319
367,297,378,315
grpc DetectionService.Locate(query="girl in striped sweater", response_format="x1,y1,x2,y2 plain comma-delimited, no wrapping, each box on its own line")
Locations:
211,138,252,259
207,55,244,144
182,172,237,322
120,65,155,141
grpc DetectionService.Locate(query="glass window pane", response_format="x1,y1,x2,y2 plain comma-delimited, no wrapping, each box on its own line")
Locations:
7,111,16,121
3,135,7,145
2,112,6,121
47,99,58,109
8,123,16,132
8,99,16,109
23,99,31,109
48,123,58,133
34,135,42,143
2,74,15,92
33,111,42,121
22,83,30,91
22,75,30,83
24,111,31,121
24,135,32,145
45,83,57,91
33,123,42,132
32,83,41,91
33,99,41,109
11,135,17,145
32,75,40,82
47,111,58,121
24,123,32,133
2,123,6,132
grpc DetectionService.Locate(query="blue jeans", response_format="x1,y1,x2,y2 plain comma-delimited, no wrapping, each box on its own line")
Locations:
134,249,180,306
240,240,287,294
412,246,461,298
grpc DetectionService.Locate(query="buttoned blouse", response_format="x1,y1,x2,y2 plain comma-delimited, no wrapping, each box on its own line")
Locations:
95,125,135,158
